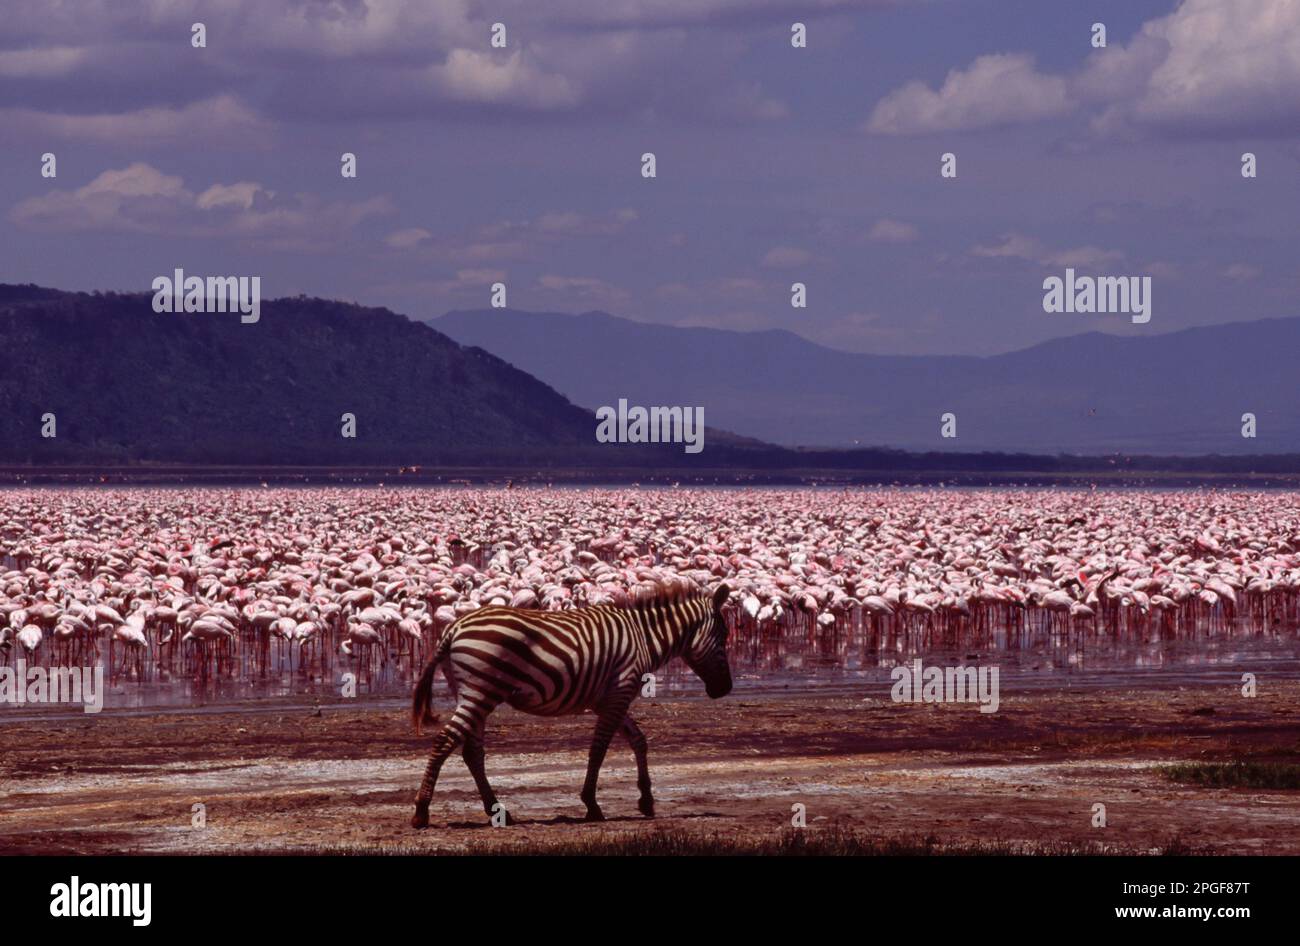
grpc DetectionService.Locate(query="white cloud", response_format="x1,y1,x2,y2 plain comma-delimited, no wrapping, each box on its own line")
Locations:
655,282,694,299
762,246,812,268
1222,263,1262,281
0,46,87,78
536,274,629,306
867,53,1070,135
869,0,1300,138
429,49,582,110
367,269,508,303
1144,261,1181,280
436,268,509,293
196,182,266,211
10,163,390,250
382,208,637,261
714,277,766,298
10,163,188,231
1092,0,1300,136
0,0,479,59
385,228,434,250
711,80,790,121
545,0,898,29
970,233,1124,270
867,218,919,243
535,208,638,235
0,95,271,145
0,1,806,126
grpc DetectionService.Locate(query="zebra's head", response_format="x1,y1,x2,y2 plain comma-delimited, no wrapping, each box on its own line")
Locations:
685,584,732,699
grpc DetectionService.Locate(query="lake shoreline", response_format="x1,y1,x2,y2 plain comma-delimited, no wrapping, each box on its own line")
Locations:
4,681,1296,855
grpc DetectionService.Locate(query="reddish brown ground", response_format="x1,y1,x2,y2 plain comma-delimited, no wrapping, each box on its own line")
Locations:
2,682,1298,854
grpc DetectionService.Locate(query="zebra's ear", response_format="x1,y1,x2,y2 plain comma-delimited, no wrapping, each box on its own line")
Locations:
712,584,731,610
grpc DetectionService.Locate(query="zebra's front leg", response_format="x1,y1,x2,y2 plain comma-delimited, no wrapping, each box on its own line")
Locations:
580,690,635,821
621,716,655,818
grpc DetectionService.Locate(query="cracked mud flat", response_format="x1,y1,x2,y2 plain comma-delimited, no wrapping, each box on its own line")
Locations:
2,682,1298,855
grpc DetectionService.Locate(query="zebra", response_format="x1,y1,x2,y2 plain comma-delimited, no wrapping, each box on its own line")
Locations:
409,583,733,827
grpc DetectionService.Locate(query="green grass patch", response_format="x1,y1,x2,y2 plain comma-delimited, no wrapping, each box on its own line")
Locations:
1163,761,1300,790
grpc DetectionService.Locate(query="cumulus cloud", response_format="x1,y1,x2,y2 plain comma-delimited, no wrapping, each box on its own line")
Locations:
429,49,582,110
867,53,1070,135
367,269,509,304
385,228,434,250
867,0,1300,138
708,80,790,121
10,163,390,250
10,163,188,232
535,208,638,236
762,246,812,268
654,282,694,299
383,208,639,262
1222,263,1262,281
536,274,630,306
1091,0,1300,136
547,0,899,29
0,45,87,78
0,95,271,145
196,182,265,212
867,219,919,243
714,277,767,298
0,0,478,59
970,233,1125,270
0,0,798,126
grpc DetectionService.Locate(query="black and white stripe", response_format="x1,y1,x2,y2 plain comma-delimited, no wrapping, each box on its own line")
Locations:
410,583,732,827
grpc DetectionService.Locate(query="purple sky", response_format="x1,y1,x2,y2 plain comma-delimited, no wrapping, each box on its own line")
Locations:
3,0,1298,356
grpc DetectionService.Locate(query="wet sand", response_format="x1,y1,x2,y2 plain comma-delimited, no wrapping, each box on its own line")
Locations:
3,682,1298,855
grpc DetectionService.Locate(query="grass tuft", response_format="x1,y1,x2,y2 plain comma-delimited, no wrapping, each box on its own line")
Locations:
1163,761,1300,790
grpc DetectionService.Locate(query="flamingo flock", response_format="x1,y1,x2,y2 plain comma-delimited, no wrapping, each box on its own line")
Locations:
0,487,1295,689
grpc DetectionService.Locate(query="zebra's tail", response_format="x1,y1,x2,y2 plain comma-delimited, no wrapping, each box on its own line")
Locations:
412,630,453,734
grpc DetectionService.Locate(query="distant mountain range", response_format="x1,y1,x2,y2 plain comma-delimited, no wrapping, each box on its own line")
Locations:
434,308,1300,455
0,285,703,465
3,284,1297,474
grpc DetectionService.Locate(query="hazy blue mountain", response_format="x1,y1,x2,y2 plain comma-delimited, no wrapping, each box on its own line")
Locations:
5,284,1292,471
434,308,1300,455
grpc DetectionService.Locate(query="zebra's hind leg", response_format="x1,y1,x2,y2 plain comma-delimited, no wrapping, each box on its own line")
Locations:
621,716,655,818
463,734,512,824
412,700,485,829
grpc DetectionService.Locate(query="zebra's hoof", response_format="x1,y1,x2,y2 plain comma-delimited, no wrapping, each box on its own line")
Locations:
583,806,605,822
411,809,430,829
638,797,656,818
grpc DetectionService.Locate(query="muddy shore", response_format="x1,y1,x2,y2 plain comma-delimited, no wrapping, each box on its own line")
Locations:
3,682,1298,855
